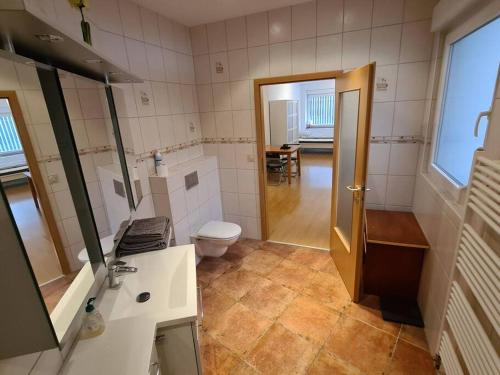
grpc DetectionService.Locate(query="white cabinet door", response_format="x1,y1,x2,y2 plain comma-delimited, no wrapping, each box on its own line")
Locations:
155,323,201,375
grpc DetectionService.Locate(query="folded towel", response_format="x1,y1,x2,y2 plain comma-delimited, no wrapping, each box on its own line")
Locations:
126,216,169,239
115,217,170,257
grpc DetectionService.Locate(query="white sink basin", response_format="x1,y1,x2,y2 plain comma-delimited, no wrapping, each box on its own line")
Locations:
97,245,198,327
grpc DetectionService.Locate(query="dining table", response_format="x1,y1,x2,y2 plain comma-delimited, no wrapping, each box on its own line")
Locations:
265,144,301,184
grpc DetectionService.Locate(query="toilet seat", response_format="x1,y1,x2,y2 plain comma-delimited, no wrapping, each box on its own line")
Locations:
196,221,241,240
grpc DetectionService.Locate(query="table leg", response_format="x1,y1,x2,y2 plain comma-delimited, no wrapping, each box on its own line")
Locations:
287,154,291,184
296,149,301,176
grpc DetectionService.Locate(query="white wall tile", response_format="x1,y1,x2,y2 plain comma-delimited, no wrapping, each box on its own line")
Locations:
370,24,402,66
247,46,270,78
389,143,419,175
342,29,371,69
119,0,143,41
24,90,50,123
366,174,387,205
125,38,149,80
239,193,258,217
196,84,214,112
292,38,316,74
291,2,316,40
167,83,183,114
233,110,253,138
371,101,394,136
133,82,156,117
373,64,397,102
190,25,208,55
222,192,239,215
393,100,425,136
207,21,227,53
316,34,342,71
193,54,211,84
85,119,109,148
139,116,160,151
396,61,429,100
386,175,415,206
157,115,175,147
78,89,104,119
151,81,171,116
140,7,161,46
200,112,216,138
237,169,256,194
226,17,247,50
172,114,188,144
344,0,373,32
220,169,238,192
246,12,269,47
230,80,251,110
212,83,232,111
177,54,195,84
399,20,433,63
368,143,390,174
181,85,196,113
269,7,291,44
209,52,229,82
63,89,83,120
170,188,187,223
146,44,165,81
404,0,437,22
218,143,236,168
158,17,175,50
270,42,292,76
215,111,234,137
372,0,404,27
235,143,256,169
163,49,180,82
228,49,249,81
317,0,343,36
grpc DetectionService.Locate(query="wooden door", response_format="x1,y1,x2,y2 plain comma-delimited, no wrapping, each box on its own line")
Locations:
330,64,374,302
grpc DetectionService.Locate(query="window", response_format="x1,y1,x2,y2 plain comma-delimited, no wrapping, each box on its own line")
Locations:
0,99,26,170
433,17,500,187
306,93,335,127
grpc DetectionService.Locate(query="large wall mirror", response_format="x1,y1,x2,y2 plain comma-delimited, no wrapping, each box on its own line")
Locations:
0,56,137,358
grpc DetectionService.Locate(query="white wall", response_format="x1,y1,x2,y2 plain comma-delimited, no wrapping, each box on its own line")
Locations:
193,0,437,232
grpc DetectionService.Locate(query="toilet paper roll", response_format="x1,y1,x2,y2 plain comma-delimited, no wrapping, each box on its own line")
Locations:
157,164,168,177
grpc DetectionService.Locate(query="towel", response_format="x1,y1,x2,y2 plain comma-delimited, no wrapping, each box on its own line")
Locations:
115,216,170,257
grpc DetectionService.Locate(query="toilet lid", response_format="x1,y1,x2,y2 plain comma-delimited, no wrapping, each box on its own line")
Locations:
197,221,241,240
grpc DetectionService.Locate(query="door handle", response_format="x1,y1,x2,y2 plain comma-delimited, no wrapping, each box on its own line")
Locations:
346,185,371,192
474,109,491,137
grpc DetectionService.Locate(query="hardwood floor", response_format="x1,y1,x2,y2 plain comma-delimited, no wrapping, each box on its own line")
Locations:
267,152,332,249
39,272,78,313
4,183,62,284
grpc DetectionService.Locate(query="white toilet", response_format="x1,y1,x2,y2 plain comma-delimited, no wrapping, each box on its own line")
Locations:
191,221,242,257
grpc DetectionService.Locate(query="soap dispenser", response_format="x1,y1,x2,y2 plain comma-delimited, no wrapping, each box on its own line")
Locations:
80,298,105,339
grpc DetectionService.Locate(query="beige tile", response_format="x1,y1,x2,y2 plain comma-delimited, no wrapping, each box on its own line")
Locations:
286,247,331,270
201,287,236,332
246,323,319,374
259,241,296,257
308,349,363,375
302,271,351,312
388,340,435,375
211,269,267,300
399,325,429,351
278,295,339,344
267,259,316,291
212,303,272,354
240,278,296,319
324,316,396,375
240,249,283,275
345,295,401,336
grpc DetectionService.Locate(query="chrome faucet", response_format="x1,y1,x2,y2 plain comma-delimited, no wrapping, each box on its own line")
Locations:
108,263,138,289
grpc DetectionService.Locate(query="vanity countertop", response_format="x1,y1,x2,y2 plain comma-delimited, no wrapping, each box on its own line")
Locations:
60,244,198,375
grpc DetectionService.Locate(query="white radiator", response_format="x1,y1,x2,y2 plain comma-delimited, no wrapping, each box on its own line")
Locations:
439,155,500,375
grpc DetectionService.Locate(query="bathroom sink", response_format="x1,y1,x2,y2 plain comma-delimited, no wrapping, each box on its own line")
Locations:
97,245,198,326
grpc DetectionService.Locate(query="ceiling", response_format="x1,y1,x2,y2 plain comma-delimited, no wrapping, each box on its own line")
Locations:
132,0,309,27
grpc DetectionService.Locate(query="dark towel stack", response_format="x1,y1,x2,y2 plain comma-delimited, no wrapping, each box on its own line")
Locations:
116,216,170,257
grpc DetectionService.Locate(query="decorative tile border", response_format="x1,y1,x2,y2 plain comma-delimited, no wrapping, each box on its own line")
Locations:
38,145,113,163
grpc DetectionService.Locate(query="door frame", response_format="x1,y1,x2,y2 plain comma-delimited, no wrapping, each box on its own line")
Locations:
0,91,71,274
254,71,342,240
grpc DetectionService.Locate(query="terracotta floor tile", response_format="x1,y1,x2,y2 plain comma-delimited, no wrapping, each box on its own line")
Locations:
211,303,272,355
278,295,340,344
223,242,256,265
230,361,260,375
308,349,363,375
211,269,268,300
240,250,283,275
399,325,429,351
320,258,340,276
388,340,435,375
239,238,266,250
344,295,401,336
324,316,396,375
302,271,351,312
201,287,236,332
259,241,297,257
240,278,297,319
246,323,319,375
267,259,316,291
200,334,240,375
286,248,331,270
197,257,234,285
